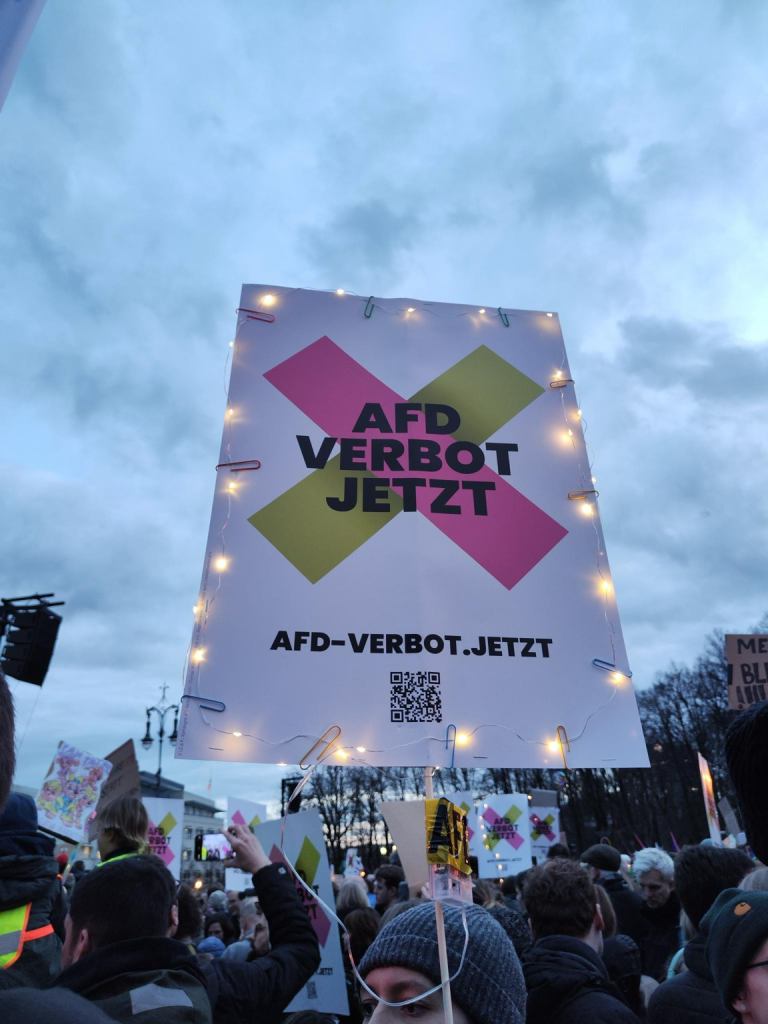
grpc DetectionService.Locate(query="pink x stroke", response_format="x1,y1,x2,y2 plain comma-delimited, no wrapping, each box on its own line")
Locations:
265,337,567,589
482,806,525,850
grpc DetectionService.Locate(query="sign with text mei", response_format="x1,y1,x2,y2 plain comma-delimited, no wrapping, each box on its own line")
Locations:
725,634,768,711
176,286,647,769
476,793,533,877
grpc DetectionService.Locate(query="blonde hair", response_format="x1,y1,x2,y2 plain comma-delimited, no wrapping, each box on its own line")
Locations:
98,795,148,850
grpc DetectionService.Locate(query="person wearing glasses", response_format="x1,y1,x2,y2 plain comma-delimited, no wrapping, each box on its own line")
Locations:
705,887,768,1023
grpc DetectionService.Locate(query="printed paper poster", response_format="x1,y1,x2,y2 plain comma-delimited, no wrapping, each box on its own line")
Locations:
229,809,348,1016
143,797,185,879
36,741,112,843
476,793,533,878
529,805,561,860
177,287,647,769
226,796,267,829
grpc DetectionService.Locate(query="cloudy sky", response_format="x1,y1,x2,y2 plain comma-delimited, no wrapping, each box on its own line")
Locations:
2,0,766,807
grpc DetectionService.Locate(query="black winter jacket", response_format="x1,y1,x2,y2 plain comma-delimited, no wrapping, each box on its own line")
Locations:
646,932,735,1024
639,893,682,983
601,875,649,948
524,934,642,1024
54,862,320,1024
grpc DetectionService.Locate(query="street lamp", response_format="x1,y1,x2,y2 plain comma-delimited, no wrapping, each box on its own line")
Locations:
142,684,179,792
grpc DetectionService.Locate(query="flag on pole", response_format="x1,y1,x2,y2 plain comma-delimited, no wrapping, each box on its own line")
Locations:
0,0,47,113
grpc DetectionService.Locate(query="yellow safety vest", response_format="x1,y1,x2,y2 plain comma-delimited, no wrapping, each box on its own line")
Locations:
0,903,54,969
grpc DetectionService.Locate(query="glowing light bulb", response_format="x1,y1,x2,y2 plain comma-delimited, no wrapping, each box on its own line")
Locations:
233,731,242,737
227,408,233,416
546,312,553,317
356,746,366,753
192,605,199,614
392,845,397,851
262,294,276,306
577,409,582,417
613,672,624,684
548,740,560,752
498,864,503,870
336,749,347,759
581,503,593,516
215,557,228,570
456,732,469,745
229,341,234,347
277,761,287,766
601,580,611,592
336,288,345,295
568,429,573,437
591,476,597,483
407,307,415,312
479,308,486,314
193,649,204,662
555,370,563,379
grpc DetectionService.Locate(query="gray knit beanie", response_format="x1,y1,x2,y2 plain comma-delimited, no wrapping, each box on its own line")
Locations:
359,901,526,1024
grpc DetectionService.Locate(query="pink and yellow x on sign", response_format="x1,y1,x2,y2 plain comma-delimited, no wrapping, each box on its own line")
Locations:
250,336,567,587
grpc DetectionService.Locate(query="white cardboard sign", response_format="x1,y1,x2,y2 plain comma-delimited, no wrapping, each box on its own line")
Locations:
177,286,647,769
476,793,533,878
235,809,348,1016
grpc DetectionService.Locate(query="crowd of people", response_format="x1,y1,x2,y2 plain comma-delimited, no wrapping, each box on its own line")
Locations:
3,673,768,1022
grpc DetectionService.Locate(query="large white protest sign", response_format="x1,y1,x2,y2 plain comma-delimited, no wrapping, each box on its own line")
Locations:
725,634,768,711
177,287,647,769
476,793,533,878
36,741,112,843
143,797,185,879
229,809,348,1016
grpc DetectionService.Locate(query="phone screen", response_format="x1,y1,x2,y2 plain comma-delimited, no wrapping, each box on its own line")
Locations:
193,833,233,861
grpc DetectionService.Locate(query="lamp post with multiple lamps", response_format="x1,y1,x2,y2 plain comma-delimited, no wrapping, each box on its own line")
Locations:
141,684,179,792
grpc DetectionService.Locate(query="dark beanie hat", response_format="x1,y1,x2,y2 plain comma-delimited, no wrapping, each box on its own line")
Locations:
704,887,768,1009
359,901,526,1024
726,702,768,862
0,793,38,834
580,844,621,872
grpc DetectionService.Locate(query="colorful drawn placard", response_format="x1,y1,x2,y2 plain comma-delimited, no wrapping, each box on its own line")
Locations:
725,635,768,710
697,753,722,845
441,790,477,854
476,793,533,878
36,741,112,843
176,286,647,771
143,797,185,879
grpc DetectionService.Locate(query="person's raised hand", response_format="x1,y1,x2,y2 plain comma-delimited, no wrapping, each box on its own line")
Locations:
222,824,271,875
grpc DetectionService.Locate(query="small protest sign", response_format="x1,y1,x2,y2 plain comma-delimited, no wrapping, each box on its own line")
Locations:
88,740,141,842
379,800,430,896
697,753,722,845
476,793,533,878
176,287,647,770
441,790,477,856
36,741,112,843
530,805,561,860
143,797,185,879
229,809,347,1016
725,635,768,710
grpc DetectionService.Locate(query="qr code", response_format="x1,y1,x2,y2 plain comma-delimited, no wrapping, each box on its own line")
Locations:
390,671,442,723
